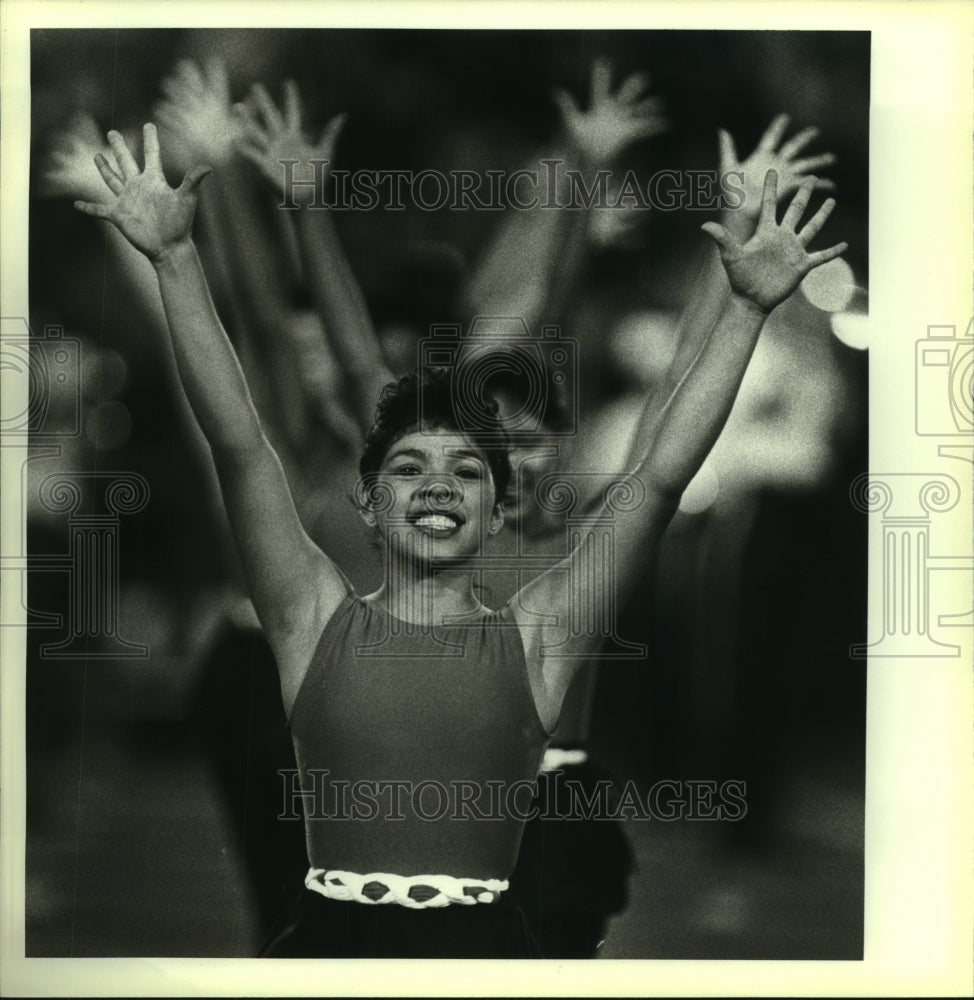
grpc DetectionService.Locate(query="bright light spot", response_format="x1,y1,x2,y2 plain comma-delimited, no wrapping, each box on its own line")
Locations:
800,256,857,312
85,400,132,450
679,463,719,515
831,312,870,350
610,310,678,387
82,346,128,401
541,748,588,771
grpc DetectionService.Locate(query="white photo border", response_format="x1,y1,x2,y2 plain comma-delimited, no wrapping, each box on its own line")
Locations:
1,0,971,995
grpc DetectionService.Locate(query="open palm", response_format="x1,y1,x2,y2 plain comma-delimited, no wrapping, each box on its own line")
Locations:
40,113,121,202
73,124,210,260
553,57,667,167
155,57,243,171
234,80,346,202
702,170,848,313
721,114,837,221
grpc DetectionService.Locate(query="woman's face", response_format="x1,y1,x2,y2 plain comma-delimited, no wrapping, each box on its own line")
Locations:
361,428,504,564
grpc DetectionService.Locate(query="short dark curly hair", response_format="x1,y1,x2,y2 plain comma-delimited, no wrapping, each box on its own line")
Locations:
359,367,512,502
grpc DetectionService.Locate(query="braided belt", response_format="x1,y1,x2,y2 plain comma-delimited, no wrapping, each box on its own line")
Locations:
305,867,508,909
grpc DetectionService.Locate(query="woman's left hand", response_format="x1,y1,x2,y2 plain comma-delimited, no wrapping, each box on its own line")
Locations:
701,169,848,314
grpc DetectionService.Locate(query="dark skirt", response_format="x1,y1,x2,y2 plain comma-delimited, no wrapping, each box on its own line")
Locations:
259,885,541,959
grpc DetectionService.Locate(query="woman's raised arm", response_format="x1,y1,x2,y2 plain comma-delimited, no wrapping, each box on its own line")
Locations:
74,123,348,711
623,114,838,469
512,169,847,732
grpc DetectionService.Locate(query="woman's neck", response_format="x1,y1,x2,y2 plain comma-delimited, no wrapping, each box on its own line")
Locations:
363,570,486,626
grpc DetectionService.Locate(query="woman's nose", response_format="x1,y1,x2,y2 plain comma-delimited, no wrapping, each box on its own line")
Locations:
415,475,462,505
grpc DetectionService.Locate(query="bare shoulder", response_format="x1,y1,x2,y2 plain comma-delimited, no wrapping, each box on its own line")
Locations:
267,543,351,716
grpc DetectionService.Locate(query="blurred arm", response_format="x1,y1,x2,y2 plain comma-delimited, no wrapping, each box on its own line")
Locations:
235,82,393,434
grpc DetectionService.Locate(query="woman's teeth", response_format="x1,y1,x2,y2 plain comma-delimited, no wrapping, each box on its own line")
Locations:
414,514,458,529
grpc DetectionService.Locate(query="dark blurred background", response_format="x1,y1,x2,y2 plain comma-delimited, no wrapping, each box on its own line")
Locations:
25,28,868,958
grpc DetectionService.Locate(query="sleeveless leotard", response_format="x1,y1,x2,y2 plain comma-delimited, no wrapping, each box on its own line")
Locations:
288,594,550,880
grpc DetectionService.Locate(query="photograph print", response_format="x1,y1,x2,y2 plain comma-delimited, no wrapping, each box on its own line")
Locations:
21,24,868,961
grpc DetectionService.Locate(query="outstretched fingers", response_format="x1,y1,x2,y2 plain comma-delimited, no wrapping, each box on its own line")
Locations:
203,56,230,102
756,113,790,152
810,177,837,193
142,122,162,173
796,196,836,246
73,199,113,220
250,82,285,133
615,71,649,105
700,220,737,253
178,164,213,196
234,141,260,167
160,73,198,105
781,175,816,230
154,104,188,133
778,125,819,160
631,95,666,120
175,59,206,93
283,79,302,132
717,128,738,170
590,57,613,104
551,87,580,122
231,102,270,149
791,152,836,175
317,112,348,154
758,168,779,224
67,112,103,148
807,241,849,268
93,153,125,195
107,130,140,180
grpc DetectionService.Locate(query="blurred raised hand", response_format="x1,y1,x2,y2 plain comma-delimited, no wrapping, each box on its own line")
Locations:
719,114,836,224
154,57,243,172
233,80,346,203
552,57,668,167
40,113,133,202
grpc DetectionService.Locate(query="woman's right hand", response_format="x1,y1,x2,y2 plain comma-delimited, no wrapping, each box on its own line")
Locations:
73,123,211,261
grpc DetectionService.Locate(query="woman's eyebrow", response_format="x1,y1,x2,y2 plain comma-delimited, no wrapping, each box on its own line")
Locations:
385,447,427,462
384,446,485,464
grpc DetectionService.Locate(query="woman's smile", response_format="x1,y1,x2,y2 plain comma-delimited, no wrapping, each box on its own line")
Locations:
409,510,464,536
